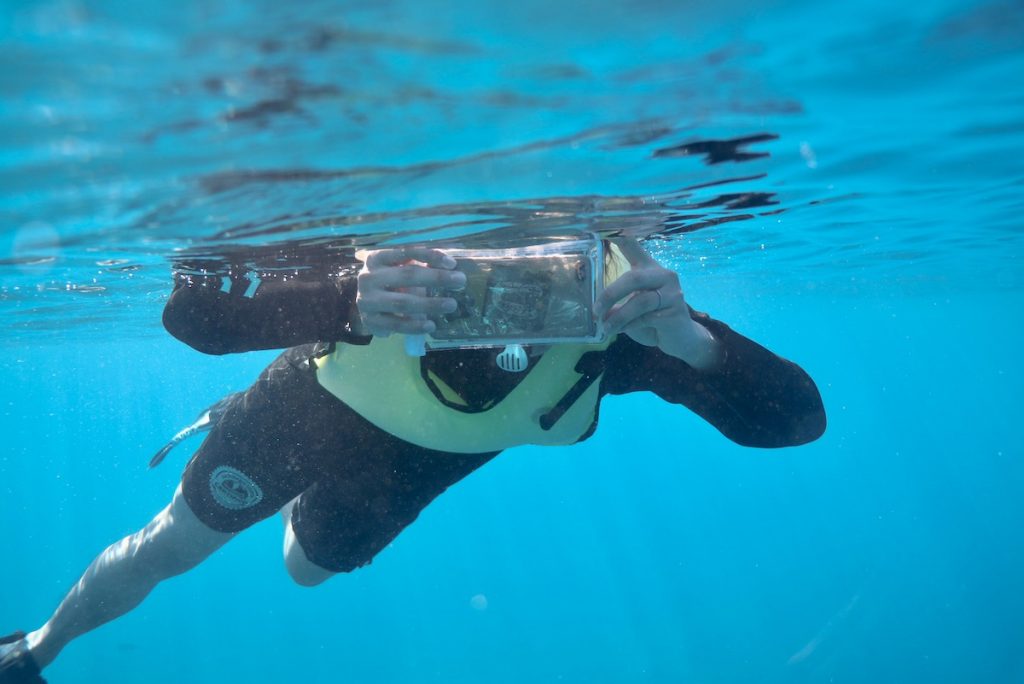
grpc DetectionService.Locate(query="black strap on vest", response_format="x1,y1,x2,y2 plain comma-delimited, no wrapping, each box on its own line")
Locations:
418,347,607,430
539,351,605,431
421,367,500,413
419,350,536,414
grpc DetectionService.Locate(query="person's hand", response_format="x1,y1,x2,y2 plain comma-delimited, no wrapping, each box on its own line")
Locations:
595,238,720,370
354,247,466,336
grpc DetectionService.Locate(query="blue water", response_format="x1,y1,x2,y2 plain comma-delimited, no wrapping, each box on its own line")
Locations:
2,0,1023,682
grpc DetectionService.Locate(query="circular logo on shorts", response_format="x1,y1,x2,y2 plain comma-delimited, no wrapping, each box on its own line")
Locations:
209,465,263,510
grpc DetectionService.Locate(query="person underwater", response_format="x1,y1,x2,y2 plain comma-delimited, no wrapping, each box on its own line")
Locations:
1,237,825,683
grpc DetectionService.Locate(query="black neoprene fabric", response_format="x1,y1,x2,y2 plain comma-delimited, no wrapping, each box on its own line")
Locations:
167,266,825,571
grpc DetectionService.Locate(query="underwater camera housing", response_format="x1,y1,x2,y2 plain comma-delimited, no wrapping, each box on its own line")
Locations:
425,235,605,349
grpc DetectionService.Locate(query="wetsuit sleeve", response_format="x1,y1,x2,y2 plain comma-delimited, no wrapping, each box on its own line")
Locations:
162,272,369,355
602,309,826,448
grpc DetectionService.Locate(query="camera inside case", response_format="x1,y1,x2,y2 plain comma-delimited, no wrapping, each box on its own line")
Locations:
426,235,605,349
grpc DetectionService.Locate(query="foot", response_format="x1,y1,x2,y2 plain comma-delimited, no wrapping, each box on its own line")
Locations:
0,633,46,684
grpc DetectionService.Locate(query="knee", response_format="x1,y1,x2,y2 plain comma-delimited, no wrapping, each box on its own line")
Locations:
284,557,335,585
284,552,338,587
288,571,332,588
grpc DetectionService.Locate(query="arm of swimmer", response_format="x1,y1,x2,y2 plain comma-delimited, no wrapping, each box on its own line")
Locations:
602,311,826,449
162,246,464,354
162,271,365,355
597,238,824,447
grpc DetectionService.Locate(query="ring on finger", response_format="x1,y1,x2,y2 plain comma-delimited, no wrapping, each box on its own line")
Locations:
653,288,663,310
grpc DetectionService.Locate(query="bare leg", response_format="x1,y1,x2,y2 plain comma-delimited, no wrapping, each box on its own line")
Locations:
280,497,336,587
24,484,234,670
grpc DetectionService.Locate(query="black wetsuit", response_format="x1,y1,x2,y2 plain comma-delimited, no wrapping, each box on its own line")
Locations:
164,266,826,572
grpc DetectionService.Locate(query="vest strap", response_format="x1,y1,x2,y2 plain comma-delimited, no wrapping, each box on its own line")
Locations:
539,351,606,430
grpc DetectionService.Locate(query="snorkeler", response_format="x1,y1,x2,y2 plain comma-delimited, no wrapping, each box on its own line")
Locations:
0,238,825,683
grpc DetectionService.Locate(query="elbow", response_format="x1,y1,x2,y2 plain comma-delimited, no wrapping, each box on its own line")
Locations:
763,372,827,448
177,337,235,356
162,304,234,356
766,395,828,448
763,385,827,448
784,406,827,447
725,397,827,449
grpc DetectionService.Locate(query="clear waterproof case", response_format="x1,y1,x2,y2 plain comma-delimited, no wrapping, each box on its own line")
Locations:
425,236,604,349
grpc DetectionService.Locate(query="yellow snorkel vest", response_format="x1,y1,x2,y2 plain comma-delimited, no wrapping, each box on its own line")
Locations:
315,335,610,453
314,243,630,454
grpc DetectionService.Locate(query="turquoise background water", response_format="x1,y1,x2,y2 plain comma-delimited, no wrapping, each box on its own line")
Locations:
2,0,1023,682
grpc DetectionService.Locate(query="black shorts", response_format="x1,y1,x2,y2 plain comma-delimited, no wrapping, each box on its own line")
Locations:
181,345,499,573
